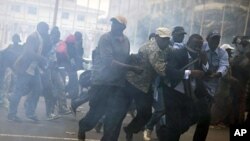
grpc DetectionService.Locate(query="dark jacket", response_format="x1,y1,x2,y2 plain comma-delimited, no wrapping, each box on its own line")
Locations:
162,47,206,135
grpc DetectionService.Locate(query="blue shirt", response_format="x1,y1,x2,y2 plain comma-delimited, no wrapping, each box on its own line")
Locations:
170,38,185,49
202,43,229,96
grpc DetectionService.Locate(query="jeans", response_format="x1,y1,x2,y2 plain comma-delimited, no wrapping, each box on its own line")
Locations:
66,70,79,100
124,82,153,133
145,86,165,130
8,72,42,117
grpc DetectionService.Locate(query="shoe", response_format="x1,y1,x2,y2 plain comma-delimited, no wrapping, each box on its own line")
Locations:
94,122,103,133
26,115,39,122
46,114,61,121
123,127,133,141
7,115,22,122
143,129,152,141
78,131,85,141
59,109,72,115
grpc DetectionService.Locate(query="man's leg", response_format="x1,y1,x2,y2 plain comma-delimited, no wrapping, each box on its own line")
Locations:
144,86,165,141
125,85,153,134
67,71,79,100
56,70,70,114
78,86,110,140
71,90,90,115
193,97,212,141
157,86,187,141
101,86,131,141
8,73,30,120
145,86,165,130
25,73,42,120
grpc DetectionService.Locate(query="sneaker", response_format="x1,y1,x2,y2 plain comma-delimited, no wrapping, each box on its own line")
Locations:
26,115,39,122
123,127,133,141
143,129,152,141
59,109,72,115
47,114,61,121
7,115,22,122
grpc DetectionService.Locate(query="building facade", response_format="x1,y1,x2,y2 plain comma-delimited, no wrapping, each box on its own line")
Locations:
0,0,108,58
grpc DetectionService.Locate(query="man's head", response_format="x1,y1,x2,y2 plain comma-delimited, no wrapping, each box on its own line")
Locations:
232,36,250,54
110,15,127,35
74,31,82,41
12,34,21,44
187,34,204,54
239,36,250,48
206,30,221,51
37,22,49,37
172,26,186,43
50,26,60,43
155,27,171,50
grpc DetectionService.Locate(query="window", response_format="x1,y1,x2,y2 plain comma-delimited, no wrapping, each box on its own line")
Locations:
77,15,85,21
28,6,37,15
151,4,155,13
11,4,21,12
61,12,69,19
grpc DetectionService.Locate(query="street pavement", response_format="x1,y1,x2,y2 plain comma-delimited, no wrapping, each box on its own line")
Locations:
0,97,229,141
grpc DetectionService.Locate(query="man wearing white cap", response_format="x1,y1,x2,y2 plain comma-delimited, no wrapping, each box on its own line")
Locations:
78,16,142,141
123,27,172,141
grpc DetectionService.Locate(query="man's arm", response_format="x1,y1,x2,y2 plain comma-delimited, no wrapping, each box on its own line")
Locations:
218,50,229,76
211,50,229,78
98,35,142,73
148,50,166,76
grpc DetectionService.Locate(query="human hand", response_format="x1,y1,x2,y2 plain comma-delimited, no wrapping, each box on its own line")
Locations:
190,70,204,78
208,72,222,78
132,66,143,74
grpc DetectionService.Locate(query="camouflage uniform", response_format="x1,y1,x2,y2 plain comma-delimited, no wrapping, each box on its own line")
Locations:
126,40,169,93
124,39,170,135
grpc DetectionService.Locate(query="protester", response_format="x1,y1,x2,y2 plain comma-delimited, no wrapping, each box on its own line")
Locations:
78,15,142,141
0,34,23,109
193,31,229,141
157,34,207,141
170,26,187,49
8,22,49,122
124,27,172,141
231,36,250,126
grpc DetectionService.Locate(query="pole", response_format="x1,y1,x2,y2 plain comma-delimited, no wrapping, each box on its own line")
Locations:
220,0,227,38
53,0,59,27
200,0,205,35
244,0,250,35
133,0,140,48
72,0,77,31
118,0,122,14
190,9,194,35
95,0,101,29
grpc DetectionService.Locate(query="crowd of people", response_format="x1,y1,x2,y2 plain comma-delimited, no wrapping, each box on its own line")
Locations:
0,15,250,141
0,22,84,121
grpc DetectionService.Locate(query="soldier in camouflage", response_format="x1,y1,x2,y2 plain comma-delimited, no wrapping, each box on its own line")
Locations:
123,27,172,141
